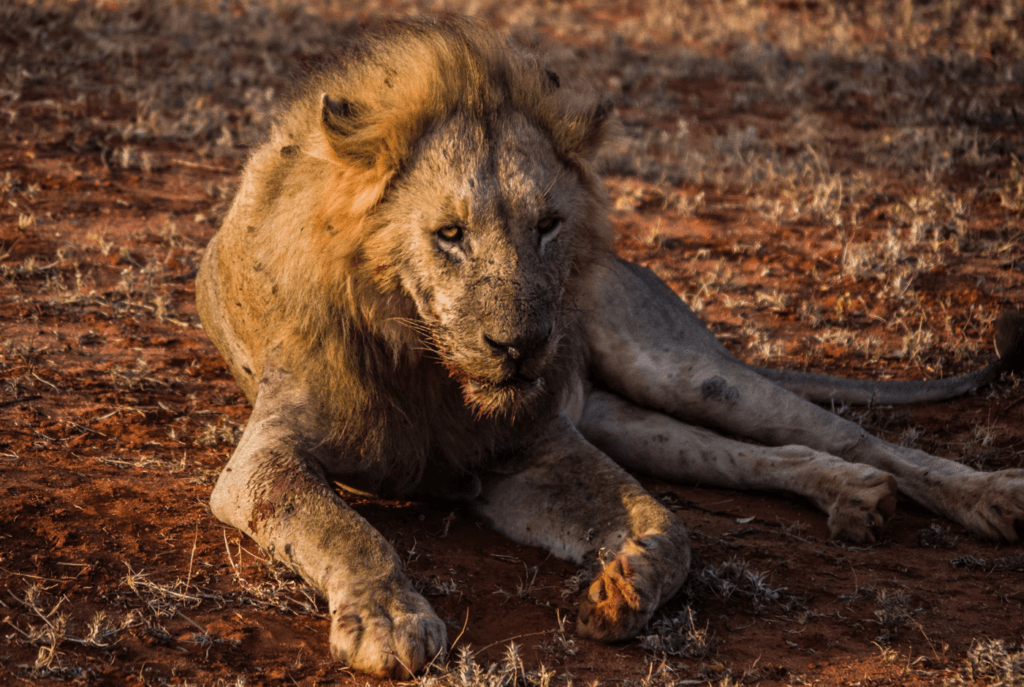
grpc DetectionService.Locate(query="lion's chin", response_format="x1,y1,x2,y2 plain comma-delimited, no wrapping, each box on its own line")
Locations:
461,376,546,419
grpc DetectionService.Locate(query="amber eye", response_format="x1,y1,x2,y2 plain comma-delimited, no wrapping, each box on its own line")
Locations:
537,216,561,237
437,224,465,242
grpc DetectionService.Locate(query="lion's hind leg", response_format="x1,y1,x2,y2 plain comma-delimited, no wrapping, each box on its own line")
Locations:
471,416,689,642
577,390,898,544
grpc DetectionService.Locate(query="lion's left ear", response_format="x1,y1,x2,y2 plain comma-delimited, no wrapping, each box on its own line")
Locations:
556,97,616,162
577,99,614,159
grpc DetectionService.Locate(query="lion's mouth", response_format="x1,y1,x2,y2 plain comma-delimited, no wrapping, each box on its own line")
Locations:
467,374,542,393
460,373,546,418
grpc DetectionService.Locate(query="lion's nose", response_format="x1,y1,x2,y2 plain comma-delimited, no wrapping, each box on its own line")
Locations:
483,327,551,364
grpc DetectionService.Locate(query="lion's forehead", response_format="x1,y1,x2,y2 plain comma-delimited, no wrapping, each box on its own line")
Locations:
493,115,561,196
417,113,565,226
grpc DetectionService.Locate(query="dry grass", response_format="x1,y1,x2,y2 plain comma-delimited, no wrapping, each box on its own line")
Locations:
944,639,1024,686
639,606,714,659
3,1,1021,361
416,644,560,687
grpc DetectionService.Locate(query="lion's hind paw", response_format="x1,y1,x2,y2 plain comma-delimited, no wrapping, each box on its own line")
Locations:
825,470,898,545
958,469,1024,542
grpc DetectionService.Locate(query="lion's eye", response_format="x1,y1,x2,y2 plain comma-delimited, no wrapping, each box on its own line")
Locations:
436,225,465,243
536,216,561,237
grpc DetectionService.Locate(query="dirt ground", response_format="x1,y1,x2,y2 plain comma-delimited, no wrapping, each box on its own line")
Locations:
2,1,1023,685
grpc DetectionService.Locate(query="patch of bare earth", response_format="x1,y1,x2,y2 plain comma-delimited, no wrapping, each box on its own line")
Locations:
1,1,1022,685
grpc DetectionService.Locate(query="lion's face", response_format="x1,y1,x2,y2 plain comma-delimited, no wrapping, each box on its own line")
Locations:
367,112,591,416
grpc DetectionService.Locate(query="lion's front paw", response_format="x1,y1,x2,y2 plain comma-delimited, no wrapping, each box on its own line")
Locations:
825,470,898,544
329,590,447,678
576,536,681,642
955,469,1024,542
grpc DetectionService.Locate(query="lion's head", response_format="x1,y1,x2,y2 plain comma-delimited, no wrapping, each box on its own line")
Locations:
368,108,607,416
269,17,615,418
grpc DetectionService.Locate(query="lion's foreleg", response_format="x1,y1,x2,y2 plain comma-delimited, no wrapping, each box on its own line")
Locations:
577,390,897,543
209,369,446,677
471,415,689,642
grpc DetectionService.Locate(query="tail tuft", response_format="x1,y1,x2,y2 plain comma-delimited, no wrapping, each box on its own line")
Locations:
994,311,1024,375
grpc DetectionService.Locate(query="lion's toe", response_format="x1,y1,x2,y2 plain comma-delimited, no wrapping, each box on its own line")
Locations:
980,503,1024,543
390,612,448,676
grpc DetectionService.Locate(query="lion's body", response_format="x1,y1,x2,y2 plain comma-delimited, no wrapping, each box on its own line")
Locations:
196,17,1024,678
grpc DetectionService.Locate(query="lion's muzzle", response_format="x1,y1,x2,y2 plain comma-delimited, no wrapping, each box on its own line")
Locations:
483,324,551,370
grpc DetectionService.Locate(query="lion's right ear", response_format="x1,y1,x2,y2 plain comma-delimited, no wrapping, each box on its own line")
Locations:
322,93,357,137
318,93,376,167
317,92,406,179
314,92,398,217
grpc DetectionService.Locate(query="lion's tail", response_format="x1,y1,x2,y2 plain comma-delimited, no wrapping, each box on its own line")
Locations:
749,311,1024,406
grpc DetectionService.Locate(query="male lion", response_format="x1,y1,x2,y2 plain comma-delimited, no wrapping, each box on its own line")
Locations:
196,16,1024,677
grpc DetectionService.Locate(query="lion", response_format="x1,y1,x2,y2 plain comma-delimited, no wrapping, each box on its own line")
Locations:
195,16,1024,678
